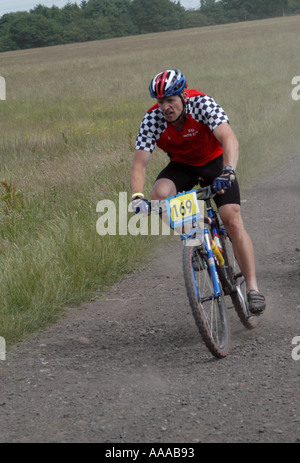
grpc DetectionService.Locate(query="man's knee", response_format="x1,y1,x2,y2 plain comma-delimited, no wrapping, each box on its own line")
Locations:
151,178,176,200
225,217,244,237
219,204,244,236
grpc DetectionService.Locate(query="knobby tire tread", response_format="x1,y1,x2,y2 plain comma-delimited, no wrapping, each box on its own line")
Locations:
182,245,231,359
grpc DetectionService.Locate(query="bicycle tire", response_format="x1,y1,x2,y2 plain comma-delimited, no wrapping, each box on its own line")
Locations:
220,231,260,329
182,244,231,358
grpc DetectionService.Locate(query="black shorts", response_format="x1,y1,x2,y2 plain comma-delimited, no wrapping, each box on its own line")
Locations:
155,155,240,208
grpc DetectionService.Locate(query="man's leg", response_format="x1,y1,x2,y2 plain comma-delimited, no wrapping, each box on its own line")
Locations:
218,203,266,313
151,179,178,232
218,203,258,291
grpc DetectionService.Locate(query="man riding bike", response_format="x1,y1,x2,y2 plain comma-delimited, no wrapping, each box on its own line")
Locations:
130,69,266,314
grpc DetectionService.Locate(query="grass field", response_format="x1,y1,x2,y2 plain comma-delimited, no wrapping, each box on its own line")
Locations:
0,15,299,344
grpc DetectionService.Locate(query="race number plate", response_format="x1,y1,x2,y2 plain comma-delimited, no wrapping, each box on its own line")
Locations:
165,190,201,229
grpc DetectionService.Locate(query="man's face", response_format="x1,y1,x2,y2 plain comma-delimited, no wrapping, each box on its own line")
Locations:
157,93,187,123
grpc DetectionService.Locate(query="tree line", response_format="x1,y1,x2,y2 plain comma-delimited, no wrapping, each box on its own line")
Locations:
0,0,299,52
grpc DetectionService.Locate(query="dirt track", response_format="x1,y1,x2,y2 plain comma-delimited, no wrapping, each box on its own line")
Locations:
0,153,299,444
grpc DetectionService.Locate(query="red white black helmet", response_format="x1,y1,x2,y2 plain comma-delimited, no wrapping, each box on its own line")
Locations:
149,69,187,99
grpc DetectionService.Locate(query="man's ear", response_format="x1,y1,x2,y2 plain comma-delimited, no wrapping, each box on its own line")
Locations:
182,91,188,102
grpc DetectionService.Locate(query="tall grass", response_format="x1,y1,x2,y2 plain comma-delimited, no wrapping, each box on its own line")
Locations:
0,16,299,343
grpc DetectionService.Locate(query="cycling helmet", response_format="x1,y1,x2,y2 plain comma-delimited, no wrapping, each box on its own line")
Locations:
149,69,187,99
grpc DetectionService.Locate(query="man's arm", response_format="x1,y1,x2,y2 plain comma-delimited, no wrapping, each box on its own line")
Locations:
130,149,151,196
213,122,239,170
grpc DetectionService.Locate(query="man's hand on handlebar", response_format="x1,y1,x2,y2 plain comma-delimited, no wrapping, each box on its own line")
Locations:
131,195,150,215
212,167,236,194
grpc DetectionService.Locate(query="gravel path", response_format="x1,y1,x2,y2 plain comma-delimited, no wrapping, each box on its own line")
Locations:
0,153,299,444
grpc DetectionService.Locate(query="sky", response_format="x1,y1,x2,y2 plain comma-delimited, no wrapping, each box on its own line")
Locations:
0,0,202,18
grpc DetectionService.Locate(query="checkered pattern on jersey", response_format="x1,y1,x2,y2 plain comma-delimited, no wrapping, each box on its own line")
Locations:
135,108,167,153
135,93,229,152
186,94,229,131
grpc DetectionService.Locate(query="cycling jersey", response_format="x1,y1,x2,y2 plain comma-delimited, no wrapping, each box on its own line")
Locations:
135,89,229,167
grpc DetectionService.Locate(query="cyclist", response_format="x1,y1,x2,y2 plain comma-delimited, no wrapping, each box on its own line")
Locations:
130,69,266,314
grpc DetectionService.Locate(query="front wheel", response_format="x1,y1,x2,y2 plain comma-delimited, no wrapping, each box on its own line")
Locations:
182,245,231,359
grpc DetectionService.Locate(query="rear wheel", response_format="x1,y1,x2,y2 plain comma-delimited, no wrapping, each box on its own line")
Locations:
183,244,231,358
220,231,260,329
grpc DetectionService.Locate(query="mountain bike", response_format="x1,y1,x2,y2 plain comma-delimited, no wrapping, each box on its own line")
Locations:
156,179,261,359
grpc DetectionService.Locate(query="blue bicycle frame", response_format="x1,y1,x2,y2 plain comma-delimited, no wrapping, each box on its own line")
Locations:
203,229,222,297
202,194,224,297
179,189,223,298
164,186,224,299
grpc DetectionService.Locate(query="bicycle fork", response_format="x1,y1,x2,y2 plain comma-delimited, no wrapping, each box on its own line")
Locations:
203,228,222,297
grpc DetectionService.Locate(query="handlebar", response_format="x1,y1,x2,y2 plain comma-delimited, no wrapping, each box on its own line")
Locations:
149,183,216,215
195,184,216,201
